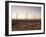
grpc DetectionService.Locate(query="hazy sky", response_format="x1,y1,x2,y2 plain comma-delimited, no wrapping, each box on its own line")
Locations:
11,5,41,20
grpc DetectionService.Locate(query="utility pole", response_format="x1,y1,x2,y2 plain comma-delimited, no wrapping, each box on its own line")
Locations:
16,13,17,20
26,12,27,20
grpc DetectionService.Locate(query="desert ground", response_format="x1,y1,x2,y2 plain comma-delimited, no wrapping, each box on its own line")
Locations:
12,19,41,31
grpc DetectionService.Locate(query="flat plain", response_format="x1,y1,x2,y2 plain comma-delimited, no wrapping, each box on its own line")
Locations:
12,19,41,31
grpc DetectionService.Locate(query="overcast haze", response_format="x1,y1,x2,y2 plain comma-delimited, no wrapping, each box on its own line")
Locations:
11,5,41,20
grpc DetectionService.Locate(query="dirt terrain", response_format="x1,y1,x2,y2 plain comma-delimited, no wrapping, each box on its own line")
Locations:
12,19,41,31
